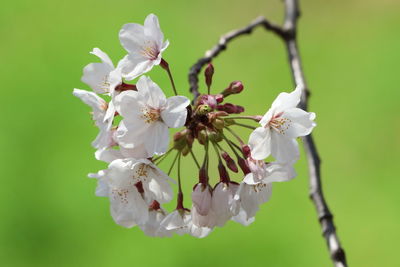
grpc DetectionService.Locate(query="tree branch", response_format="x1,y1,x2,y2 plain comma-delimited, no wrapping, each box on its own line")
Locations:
187,0,347,266
188,16,285,100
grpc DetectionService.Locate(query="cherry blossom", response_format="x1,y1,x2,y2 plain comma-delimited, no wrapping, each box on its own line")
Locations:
115,75,189,156
89,158,174,228
118,14,169,80
249,86,316,163
81,48,122,95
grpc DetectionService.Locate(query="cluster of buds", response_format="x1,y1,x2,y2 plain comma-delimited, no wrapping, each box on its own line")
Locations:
74,14,316,238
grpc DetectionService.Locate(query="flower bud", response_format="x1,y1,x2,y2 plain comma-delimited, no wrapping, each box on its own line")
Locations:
218,162,230,183
212,118,225,130
197,104,212,115
221,152,238,173
222,81,244,97
224,118,235,126
197,130,207,145
181,145,190,156
215,94,224,103
205,63,214,89
237,157,251,175
174,129,187,141
242,145,251,158
217,103,244,114
208,131,223,143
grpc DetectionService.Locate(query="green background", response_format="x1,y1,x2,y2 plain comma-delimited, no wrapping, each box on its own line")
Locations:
1,0,399,266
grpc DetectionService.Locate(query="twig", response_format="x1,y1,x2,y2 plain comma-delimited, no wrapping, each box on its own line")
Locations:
187,1,347,266
188,16,284,100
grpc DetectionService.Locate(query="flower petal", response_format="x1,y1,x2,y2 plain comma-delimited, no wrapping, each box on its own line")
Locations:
270,131,299,163
119,23,146,54
282,108,316,138
249,127,271,160
144,14,164,46
117,54,153,81
143,122,169,155
136,76,167,108
271,85,302,113
161,96,190,128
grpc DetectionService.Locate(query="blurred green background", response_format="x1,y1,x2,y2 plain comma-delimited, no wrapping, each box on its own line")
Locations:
1,0,399,266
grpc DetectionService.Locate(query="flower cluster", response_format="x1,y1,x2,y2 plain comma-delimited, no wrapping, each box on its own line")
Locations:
74,14,316,238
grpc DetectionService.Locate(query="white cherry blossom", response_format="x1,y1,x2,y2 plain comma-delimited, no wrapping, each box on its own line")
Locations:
161,209,191,236
243,158,296,185
81,48,122,95
118,14,169,80
231,182,272,226
211,182,239,227
115,76,189,156
139,204,172,237
89,158,174,228
249,86,316,163
73,89,114,151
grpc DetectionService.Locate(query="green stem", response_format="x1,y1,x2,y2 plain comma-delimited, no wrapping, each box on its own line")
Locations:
232,122,257,130
189,147,201,169
168,151,180,176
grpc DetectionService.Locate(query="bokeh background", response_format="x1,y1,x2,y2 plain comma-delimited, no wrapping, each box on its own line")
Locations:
1,0,399,266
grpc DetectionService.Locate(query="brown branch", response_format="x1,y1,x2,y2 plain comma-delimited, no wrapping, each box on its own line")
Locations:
188,16,285,100
187,0,347,266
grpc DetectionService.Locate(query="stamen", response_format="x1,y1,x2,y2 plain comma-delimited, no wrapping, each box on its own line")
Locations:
140,41,159,60
141,107,161,123
268,112,291,135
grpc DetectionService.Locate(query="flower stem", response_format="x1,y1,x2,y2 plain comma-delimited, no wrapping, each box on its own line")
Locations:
225,116,260,122
211,141,222,163
189,147,201,169
153,147,174,164
168,151,180,176
231,122,257,130
160,58,178,96
221,132,240,159
225,126,245,145
177,153,182,193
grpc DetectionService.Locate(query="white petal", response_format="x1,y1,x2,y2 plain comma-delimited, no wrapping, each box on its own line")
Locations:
271,85,302,113
73,89,106,113
90,47,114,67
189,223,212,238
191,206,216,228
110,187,148,228
114,90,142,120
161,210,191,231
211,183,235,227
263,162,297,183
144,14,164,46
249,127,271,160
161,96,190,128
270,132,299,163
143,122,169,156
147,175,173,203
232,209,255,226
117,54,154,81
282,108,316,138
191,184,212,216
120,144,150,159
95,148,123,163
119,23,146,54
136,76,167,108
115,120,149,149
139,209,172,237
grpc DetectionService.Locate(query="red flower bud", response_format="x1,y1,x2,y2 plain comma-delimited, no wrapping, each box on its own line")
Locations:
221,152,238,173
205,63,214,89
218,162,230,183
222,81,244,97
237,157,251,175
